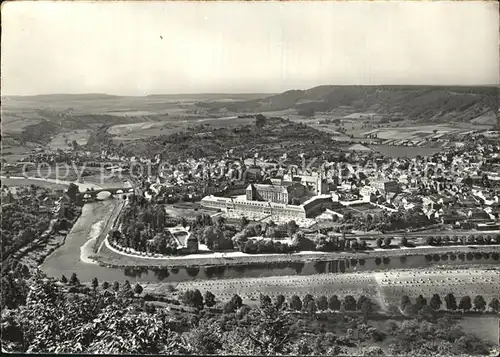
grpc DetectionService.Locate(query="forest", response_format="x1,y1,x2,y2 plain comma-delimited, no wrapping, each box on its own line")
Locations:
1,270,496,355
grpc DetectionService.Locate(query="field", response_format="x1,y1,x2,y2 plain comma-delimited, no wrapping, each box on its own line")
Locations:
48,129,90,150
458,316,499,345
1,93,266,158
374,269,500,306
168,272,381,303
169,268,500,308
368,144,444,158
1,177,69,191
108,115,256,142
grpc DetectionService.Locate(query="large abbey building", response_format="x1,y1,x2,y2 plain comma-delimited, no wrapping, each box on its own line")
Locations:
201,169,334,220
245,182,305,204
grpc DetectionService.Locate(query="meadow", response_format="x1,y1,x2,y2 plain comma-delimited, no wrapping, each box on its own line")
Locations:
173,268,500,310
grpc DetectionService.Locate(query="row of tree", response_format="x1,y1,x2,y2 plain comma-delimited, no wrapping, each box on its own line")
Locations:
426,234,500,246
400,293,499,314
310,233,370,252
59,274,144,298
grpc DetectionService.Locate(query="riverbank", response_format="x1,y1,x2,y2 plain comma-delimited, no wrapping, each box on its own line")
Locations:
8,207,83,273
80,221,103,265
1,175,103,192
94,242,500,269
40,200,125,282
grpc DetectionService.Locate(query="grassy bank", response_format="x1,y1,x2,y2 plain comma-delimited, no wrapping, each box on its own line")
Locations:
140,267,500,308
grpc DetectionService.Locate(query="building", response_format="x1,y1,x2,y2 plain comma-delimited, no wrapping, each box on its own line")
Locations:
245,182,305,204
370,179,400,195
200,194,335,220
294,170,329,195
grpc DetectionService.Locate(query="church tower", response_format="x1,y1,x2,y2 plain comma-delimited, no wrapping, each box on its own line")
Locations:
316,167,326,194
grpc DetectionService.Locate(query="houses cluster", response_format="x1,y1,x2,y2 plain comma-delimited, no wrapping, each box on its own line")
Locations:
196,137,499,230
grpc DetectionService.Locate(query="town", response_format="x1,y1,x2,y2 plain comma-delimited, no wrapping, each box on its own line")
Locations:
2,1,499,356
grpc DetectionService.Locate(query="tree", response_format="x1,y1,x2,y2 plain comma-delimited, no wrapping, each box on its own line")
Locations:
275,294,286,310
376,238,383,248
429,294,442,311
204,291,216,307
426,236,434,246
304,299,317,316
286,220,299,236
101,281,109,290
458,296,472,312
259,294,272,308
415,295,427,310
240,216,250,230
60,275,68,284
186,320,223,355
289,295,302,311
230,294,243,309
328,295,341,311
182,289,204,310
121,280,134,298
444,293,457,311
359,298,375,322
344,295,356,311
384,237,392,248
488,297,499,313
69,273,79,286
317,296,328,311
223,304,297,355
91,277,99,291
473,295,486,312
356,295,369,311
400,237,408,247
400,295,411,311
255,114,267,128
303,294,314,308
67,183,79,202
223,301,237,314
134,283,143,296
113,281,120,292
203,226,218,250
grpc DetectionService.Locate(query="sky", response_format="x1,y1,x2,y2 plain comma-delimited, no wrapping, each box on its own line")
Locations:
2,1,499,96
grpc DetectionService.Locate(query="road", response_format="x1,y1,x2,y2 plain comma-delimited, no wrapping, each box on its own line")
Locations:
308,229,500,240
96,199,126,254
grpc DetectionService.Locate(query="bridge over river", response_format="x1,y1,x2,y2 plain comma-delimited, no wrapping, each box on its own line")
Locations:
79,186,135,199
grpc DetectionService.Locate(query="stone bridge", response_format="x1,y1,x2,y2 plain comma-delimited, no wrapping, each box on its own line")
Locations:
79,187,135,200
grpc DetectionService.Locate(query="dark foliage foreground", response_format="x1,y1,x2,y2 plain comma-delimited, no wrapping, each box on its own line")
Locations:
0,270,495,356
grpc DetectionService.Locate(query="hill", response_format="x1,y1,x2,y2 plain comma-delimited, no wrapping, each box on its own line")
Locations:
119,117,341,163
2,93,122,102
196,85,499,124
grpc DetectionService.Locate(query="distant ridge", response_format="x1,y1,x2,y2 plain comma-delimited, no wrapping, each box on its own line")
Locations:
196,85,499,124
3,93,122,100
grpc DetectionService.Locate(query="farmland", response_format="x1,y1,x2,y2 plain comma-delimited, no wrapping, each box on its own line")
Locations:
107,115,256,143
48,129,90,150
166,267,500,308
1,177,69,191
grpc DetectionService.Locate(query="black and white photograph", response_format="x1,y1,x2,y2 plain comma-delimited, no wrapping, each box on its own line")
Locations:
1,0,499,355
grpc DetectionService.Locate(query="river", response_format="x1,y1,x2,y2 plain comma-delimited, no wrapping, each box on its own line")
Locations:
35,178,499,284
40,196,500,283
